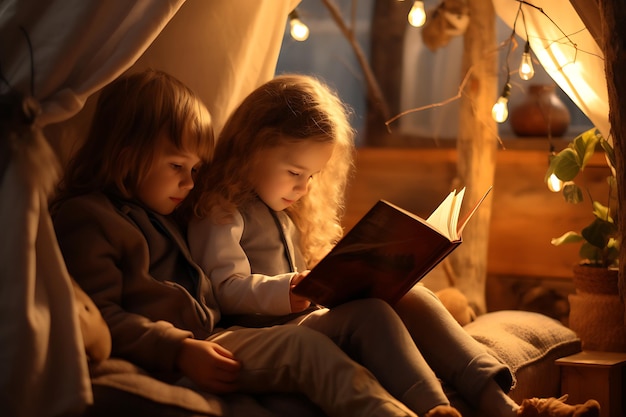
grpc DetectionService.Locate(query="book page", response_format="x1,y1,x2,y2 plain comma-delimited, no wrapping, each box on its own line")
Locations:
448,187,465,238
426,188,464,240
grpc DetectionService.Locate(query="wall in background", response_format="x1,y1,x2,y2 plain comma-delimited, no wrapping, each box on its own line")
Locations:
276,0,374,146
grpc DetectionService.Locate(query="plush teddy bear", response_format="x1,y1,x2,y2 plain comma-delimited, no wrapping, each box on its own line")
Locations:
70,277,112,362
435,286,476,326
517,395,601,417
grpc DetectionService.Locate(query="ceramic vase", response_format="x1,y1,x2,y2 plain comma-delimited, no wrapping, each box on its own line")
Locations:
568,265,626,352
509,84,571,137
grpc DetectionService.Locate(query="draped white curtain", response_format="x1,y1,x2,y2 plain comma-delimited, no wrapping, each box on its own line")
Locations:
130,0,300,137
0,1,298,416
399,31,463,139
0,0,185,126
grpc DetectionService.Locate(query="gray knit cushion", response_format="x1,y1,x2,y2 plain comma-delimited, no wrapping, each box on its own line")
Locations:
464,310,581,402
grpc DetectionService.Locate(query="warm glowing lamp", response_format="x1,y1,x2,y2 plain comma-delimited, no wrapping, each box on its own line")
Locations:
519,41,535,80
491,83,511,123
289,10,309,41
408,1,426,27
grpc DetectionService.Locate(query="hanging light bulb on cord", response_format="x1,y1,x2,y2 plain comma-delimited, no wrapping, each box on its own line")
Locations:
408,1,426,27
519,41,535,80
289,10,309,41
547,174,563,192
546,149,563,192
491,83,511,123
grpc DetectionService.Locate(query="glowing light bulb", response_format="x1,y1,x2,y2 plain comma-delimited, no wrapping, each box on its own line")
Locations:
492,82,511,123
547,173,563,192
491,96,509,123
408,1,426,27
519,42,535,80
289,12,309,41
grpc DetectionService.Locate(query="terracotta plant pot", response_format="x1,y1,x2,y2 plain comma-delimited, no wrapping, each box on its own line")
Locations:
572,264,619,295
509,84,571,137
568,265,626,352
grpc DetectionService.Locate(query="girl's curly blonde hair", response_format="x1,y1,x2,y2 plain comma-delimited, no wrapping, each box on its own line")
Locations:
188,74,355,267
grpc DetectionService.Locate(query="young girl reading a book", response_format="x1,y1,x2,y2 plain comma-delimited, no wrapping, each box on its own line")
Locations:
51,68,426,417
186,74,600,417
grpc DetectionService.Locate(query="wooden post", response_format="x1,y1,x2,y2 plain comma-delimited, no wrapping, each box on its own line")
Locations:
598,0,626,318
452,0,498,315
366,0,412,145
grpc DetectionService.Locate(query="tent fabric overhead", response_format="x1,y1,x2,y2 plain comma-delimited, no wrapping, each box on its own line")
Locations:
0,1,298,416
130,0,301,136
0,0,186,126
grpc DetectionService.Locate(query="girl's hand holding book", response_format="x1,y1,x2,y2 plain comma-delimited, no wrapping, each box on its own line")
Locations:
290,271,312,312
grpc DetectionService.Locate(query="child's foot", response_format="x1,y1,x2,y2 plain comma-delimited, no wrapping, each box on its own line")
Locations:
424,405,462,417
517,395,600,417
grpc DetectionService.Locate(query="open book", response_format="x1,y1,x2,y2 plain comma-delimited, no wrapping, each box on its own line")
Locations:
292,186,492,308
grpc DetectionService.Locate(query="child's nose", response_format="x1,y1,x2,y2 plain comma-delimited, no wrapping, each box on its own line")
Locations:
181,172,194,189
294,177,308,192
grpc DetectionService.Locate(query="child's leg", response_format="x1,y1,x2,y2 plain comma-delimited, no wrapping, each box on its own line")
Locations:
396,286,602,417
393,285,513,405
294,298,452,416
207,325,416,417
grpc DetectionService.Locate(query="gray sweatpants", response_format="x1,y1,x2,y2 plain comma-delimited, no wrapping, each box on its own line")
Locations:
207,323,417,417
292,285,513,416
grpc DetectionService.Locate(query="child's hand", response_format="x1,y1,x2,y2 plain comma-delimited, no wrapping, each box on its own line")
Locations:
290,271,311,313
177,338,241,393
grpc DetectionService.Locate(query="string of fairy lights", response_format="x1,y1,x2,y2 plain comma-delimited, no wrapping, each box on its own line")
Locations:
288,1,426,40
491,2,536,124
286,1,584,192
288,1,535,124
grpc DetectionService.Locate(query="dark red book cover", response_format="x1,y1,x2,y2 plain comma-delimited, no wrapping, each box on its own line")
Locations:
293,188,491,308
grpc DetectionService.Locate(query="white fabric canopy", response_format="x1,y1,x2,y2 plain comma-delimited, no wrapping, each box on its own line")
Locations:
130,0,299,136
0,0,185,126
0,1,297,416
493,0,609,139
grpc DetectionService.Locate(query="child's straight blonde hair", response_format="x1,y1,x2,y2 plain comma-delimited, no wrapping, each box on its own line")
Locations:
53,69,214,205
190,74,355,267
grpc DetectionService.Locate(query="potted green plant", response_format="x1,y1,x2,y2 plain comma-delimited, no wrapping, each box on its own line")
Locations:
545,127,625,352
546,127,619,271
